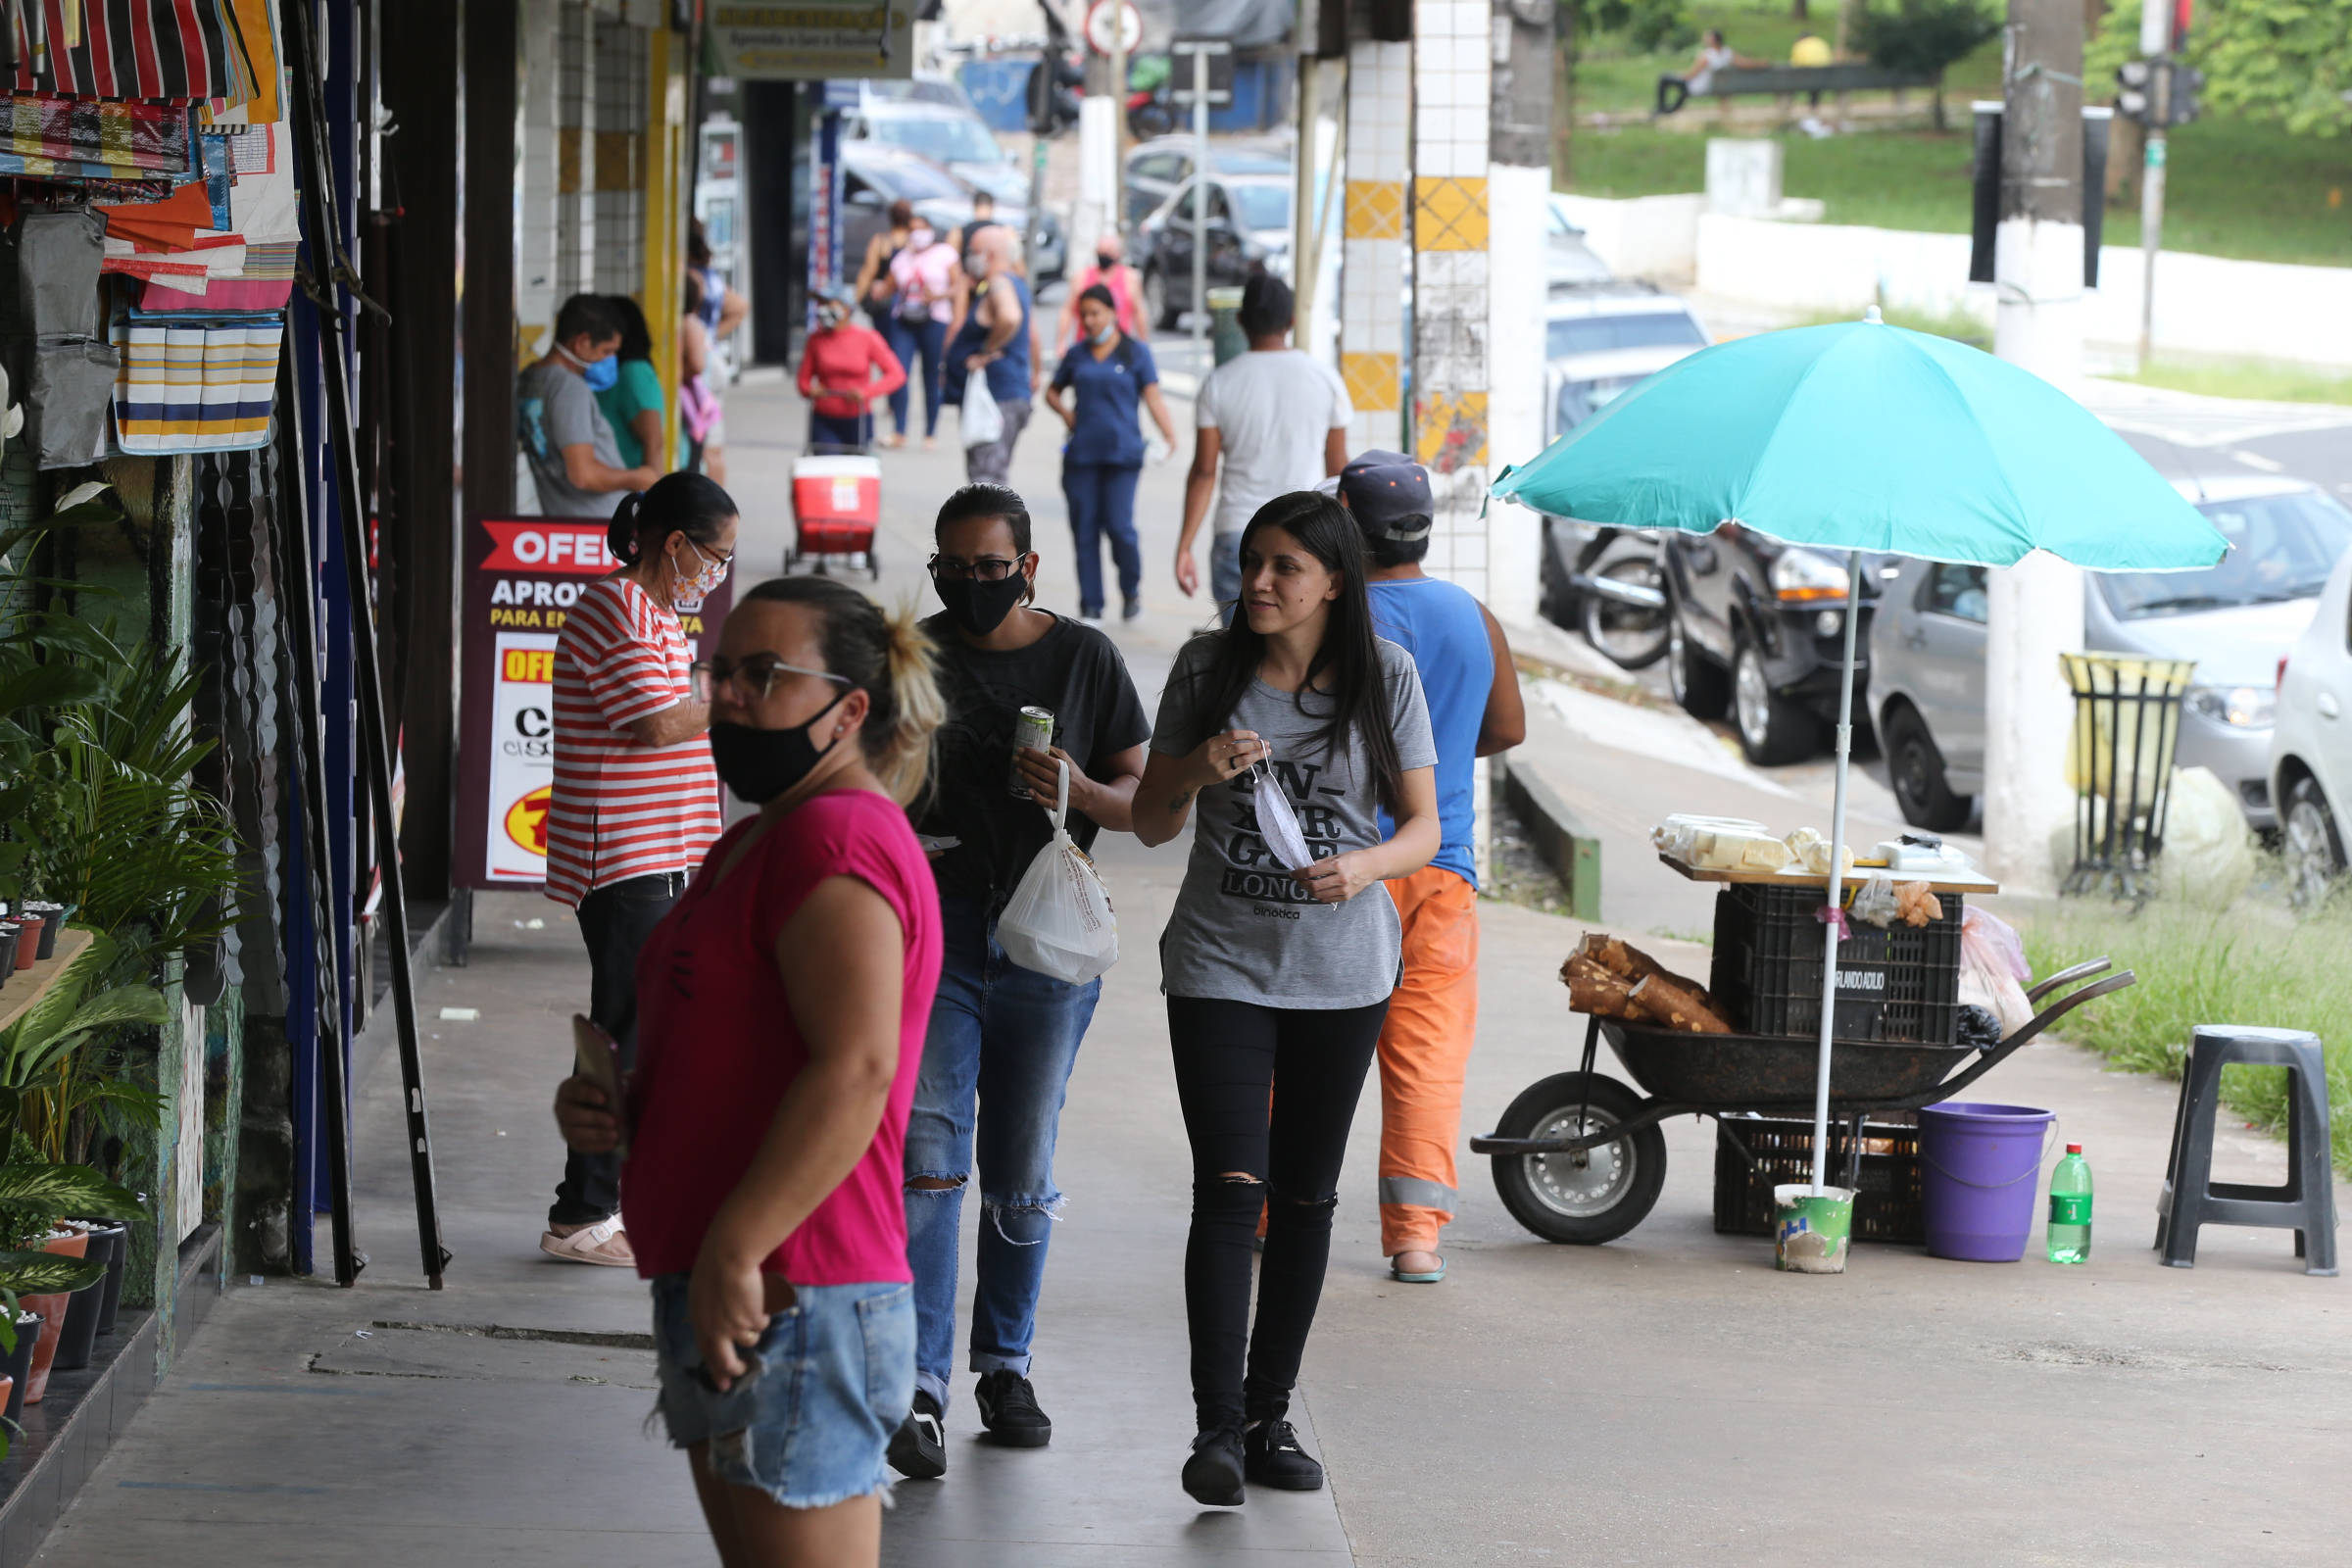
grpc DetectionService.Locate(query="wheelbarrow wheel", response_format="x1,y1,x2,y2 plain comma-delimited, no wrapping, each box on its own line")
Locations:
1490,1072,1666,1246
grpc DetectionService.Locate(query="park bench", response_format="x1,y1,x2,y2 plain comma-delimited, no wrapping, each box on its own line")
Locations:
1655,63,1940,118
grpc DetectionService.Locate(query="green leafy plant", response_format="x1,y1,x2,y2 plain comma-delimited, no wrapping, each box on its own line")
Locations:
0,935,170,1164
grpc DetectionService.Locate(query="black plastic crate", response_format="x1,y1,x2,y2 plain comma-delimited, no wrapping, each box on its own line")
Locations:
1708,882,1963,1044
1712,1111,1924,1245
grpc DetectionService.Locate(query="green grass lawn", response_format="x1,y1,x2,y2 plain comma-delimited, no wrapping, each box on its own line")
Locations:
2021,899,2352,1179
2119,359,2352,407
1563,0,2352,270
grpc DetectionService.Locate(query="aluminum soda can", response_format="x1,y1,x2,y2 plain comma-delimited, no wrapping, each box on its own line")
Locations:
1008,706,1055,797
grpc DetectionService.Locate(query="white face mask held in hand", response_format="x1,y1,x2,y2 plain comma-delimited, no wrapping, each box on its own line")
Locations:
1250,758,1315,873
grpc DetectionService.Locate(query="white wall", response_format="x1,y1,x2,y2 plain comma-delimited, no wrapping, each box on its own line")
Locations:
1552,192,1705,283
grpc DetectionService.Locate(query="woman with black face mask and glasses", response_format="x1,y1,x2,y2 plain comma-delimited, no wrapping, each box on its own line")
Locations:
880,482,1151,1481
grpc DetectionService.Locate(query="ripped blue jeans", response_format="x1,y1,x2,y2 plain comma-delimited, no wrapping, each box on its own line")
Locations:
903,895,1100,1412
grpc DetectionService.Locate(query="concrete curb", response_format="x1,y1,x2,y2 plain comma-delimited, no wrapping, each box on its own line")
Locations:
1495,752,1603,921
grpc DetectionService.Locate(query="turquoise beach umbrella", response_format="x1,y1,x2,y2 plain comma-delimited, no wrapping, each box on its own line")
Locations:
1490,313,2229,571
1489,313,2227,1205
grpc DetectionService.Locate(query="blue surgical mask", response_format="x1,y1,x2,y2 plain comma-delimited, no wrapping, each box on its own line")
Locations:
1091,323,1116,348
559,342,620,392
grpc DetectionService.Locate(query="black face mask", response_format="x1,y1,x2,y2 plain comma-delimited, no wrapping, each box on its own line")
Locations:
1095,250,1117,270
709,693,849,804
933,573,1026,637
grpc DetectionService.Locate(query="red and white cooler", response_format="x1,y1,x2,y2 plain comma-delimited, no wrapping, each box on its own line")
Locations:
790,454,882,557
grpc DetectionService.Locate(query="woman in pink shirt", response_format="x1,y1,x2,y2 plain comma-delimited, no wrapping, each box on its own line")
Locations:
556,575,945,1565
882,223,962,451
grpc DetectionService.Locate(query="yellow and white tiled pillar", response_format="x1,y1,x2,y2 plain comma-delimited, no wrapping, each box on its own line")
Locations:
1409,0,1493,603
1339,36,1407,458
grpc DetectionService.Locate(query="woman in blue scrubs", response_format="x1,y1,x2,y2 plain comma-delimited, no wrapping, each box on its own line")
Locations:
1043,283,1178,625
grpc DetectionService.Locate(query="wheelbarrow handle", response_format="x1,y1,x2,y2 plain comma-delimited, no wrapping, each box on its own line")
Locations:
2001,966,2135,1053
2026,956,2112,1004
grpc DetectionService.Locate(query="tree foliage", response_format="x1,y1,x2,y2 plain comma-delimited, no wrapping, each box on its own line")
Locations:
1562,0,1694,56
1852,0,2000,79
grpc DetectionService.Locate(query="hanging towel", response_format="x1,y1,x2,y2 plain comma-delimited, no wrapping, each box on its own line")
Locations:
0,97,192,178
111,310,281,452
11,0,236,106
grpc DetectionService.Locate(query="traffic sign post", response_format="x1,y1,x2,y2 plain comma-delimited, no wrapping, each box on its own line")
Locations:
1084,0,1142,55
1172,39,1232,366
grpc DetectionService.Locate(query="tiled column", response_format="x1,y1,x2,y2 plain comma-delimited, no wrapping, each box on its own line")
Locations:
1339,36,1407,458
1410,0,1492,603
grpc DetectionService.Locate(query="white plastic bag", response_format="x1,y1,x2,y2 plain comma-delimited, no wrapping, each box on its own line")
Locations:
996,760,1119,985
1957,905,2034,1038
2158,765,2257,910
960,369,1004,450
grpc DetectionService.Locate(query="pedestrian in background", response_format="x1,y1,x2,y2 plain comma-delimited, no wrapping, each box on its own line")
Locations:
887,483,1151,1481
597,294,668,474
1177,277,1351,615
797,284,905,452
885,217,961,450
1044,283,1178,625
553,575,946,1566
541,472,738,1266
1133,491,1440,1506
1055,229,1143,351
681,272,727,480
1341,451,1525,1285
945,224,1042,486
518,293,662,518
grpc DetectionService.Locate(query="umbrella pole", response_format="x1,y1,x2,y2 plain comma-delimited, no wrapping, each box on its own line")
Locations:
1811,550,1866,1195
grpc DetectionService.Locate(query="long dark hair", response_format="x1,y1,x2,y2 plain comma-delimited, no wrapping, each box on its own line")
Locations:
603,294,655,363
609,471,735,566
1176,491,1404,810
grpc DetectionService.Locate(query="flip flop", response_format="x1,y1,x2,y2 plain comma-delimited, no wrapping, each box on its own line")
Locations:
1390,1254,1446,1284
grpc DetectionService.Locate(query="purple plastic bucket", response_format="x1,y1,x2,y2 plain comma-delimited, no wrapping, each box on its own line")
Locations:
1918,1102,2055,1261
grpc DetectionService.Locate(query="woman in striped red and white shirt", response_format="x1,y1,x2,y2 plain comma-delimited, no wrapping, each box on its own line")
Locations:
543,471,738,1267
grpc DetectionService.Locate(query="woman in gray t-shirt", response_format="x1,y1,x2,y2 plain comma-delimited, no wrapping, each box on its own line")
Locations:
1133,491,1439,1505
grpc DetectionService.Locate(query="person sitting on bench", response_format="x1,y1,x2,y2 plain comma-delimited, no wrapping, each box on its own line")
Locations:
1656,29,1739,115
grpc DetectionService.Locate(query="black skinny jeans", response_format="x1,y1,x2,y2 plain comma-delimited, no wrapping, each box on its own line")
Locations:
553,872,682,1228
1166,995,1389,1433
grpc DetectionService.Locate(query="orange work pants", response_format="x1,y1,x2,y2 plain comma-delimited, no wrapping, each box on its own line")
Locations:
1376,865,1480,1256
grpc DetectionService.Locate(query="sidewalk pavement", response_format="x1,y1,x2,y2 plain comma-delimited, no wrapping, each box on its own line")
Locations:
35,375,2352,1566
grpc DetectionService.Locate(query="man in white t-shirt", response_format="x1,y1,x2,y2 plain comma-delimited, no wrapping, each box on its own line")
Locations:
1176,275,1352,612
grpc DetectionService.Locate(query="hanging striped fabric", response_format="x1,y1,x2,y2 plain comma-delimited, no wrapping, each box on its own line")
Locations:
0,95,190,177
12,0,236,106
111,311,282,452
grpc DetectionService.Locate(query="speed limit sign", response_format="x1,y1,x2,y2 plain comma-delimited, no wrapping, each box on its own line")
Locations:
1084,0,1142,55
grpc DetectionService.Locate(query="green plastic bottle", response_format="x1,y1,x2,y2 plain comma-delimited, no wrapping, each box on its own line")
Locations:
2047,1143,2092,1263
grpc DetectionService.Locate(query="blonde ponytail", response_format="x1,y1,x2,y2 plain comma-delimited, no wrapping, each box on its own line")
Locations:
871,600,945,806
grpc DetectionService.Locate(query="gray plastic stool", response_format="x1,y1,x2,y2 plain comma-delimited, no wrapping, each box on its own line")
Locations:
2155,1025,2337,1276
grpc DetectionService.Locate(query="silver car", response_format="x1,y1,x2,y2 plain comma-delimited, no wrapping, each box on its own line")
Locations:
1871,474,2352,832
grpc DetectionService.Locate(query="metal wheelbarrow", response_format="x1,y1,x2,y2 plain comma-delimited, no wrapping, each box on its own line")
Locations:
1470,958,2134,1245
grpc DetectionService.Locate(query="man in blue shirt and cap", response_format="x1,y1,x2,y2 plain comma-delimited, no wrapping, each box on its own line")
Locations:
1340,450,1525,1284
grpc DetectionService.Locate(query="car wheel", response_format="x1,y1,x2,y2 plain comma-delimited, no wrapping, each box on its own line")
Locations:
1666,604,1730,721
1732,636,1820,766
1884,704,1972,831
2283,776,2346,910
1143,268,1175,331
1581,552,1669,671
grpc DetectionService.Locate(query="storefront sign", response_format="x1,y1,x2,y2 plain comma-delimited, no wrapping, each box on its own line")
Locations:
456,517,731,891
710,2,912,80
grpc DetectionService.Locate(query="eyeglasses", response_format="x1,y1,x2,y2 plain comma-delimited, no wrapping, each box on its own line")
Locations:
689,657,852,705
681,540,736,568
927,555,1022,582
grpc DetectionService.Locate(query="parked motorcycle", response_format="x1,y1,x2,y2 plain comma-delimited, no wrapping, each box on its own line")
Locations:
1540,517,1669,670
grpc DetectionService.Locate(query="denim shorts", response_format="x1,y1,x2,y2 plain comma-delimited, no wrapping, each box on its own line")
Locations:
650,1274,915,1510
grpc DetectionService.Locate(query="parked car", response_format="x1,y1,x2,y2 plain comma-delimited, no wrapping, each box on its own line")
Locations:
1123,135,1292,228
1534,285,1711,668
855,74,979,116
840,100,1065,278
1135,173,1294,327
840,142,975,279
1665,522,1883,765
1873,474,2352,833
1545,196,1613,289
2272,543,2352,906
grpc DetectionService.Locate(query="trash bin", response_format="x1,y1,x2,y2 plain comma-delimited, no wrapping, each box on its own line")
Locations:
1207,286,1247,366
2059,652,2193,901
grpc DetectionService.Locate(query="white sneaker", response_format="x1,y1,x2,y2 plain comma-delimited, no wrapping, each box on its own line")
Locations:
1080,614,1105,629
540,1215,634,1267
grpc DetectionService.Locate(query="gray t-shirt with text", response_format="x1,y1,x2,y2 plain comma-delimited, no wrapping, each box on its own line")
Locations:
518,357,625,518
1151,634,1437,1009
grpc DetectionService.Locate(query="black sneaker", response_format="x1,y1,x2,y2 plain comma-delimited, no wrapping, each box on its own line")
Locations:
973,1369,1053,1448
1244,1419,1325,1491
886,1390,947,1479
1181,1427,1246,1506
1122,597,1143,621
